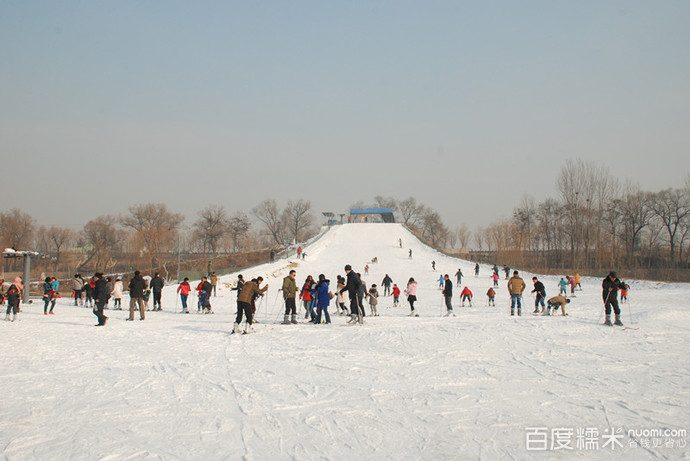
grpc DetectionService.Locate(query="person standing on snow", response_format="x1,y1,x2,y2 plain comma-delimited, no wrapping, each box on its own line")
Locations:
381,274,393,296
442,274,454,316
455,268,463,287
486,287,496,306
335,275,348,315
4,277,23,321
507,270,526,316
42,277,57,315
111,277,123,310
150,272,164,311
367,283,379,316
93,272,110,326
233,277,268,333
405,277,419,316
339,265,363,324
177,277,191,313
210,272,218,297
314,274,332,324
281,270,298,324
127,271,146,321
392,284,401,307
72,274,84,306
474,264,480,277
531,276,547,314
491,272,499,287
300,275,316,321
602,271,626,326
558,277,567,296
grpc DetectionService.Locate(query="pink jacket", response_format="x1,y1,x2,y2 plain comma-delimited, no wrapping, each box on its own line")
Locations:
405,282,418,296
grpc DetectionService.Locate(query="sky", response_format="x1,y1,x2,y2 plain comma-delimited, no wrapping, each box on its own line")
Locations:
1,1,689,232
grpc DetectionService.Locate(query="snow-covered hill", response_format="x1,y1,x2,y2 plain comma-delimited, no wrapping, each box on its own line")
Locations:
2,223,688,460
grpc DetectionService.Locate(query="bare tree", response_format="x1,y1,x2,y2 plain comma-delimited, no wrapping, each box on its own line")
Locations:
399,197,425,226
120,203,184,269
283,199,314,243
618,184,654,266
253,199,285,245
473,227,485,252
227,211,251,253
47,226,75,270
81,216,123,270
0,209,36,250
651,188,690,265
457,224,472,249
373,196,398,212
419,209,449,248
193,205,228,257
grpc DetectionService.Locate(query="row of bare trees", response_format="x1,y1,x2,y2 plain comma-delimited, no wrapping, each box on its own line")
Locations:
0,200,320,277
476,159,690,279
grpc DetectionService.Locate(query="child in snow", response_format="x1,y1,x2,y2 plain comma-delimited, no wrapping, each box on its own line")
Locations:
438,275,444,288
392,284,401,307
486,287,496,306
42,277,56,315
567,276,577,295
460,286,473,306
620,283,629,303
336,275,348,315
491,272,499,287
558,277,567,296
177,277,191,313
367,284,379,316
111,278,123,310
300,275,316,321
405,278,418,316
4,277,23,321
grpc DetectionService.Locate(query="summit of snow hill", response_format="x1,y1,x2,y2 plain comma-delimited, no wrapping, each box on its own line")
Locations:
1,223,688,460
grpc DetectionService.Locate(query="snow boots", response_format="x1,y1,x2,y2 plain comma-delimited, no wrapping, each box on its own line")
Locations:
347,314,357,324
604,315,612,326
358,315,365,325
291,314,298,324
281,314,290,324
233,322,241,334
613,314,624,326
445,310,455,317
408,310,419,317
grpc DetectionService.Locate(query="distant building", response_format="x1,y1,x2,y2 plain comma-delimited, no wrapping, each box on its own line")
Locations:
349,208,396,223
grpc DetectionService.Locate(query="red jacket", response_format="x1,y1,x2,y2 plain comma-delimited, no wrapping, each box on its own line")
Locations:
461,287,473,297
392,286,401,297
177,281,191,296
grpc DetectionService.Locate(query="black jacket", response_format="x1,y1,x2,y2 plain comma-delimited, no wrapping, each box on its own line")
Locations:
129,275,146,298
150,276,165,292
95,278,110,302
340,271,362,301
382,275,393,287
602,276,626,301
532,281,546,298
443,279,453,297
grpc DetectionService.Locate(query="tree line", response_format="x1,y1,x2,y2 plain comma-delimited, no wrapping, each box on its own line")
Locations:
478,159,690,281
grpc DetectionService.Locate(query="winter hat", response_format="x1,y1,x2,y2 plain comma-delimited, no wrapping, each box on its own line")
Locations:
608,271,617,279
344,264,352,271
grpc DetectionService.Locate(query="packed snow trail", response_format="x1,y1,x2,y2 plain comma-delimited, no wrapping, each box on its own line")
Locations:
2,223,688,460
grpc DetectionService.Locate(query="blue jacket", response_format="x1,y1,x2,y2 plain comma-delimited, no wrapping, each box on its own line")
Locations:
315,280,331,308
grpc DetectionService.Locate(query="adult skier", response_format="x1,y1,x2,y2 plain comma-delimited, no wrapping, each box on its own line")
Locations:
507,270,526,316
150,272,164,311
281,270,298,324
474,263,480,277
338,265,363,324
442,274,454,316
455,268,463,287
531,276,547,314
405,277,419,316
602,271,627,326
233,277,268,333
381,274,393,296
314,274,332,324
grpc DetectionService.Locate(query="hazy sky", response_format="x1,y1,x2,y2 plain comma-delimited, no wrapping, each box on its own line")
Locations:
2,1,689,231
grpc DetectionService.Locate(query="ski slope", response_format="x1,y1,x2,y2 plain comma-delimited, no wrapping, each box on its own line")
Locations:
2,223,688,460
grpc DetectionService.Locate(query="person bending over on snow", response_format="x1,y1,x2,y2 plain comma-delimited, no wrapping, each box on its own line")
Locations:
233,277,267,333
486,287,496,306
460,286,473,307
545,295,570,316
602,271,626,326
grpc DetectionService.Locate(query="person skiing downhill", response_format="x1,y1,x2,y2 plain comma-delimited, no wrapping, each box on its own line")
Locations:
455,268,463,287
474,263,480,277
486,287,496,306
603,271,626,326
460,286,473,306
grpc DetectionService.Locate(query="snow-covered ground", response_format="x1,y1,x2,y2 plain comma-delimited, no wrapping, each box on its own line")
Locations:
2,223,688,460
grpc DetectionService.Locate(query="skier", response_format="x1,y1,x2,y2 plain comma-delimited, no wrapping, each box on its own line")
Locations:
381,274,393,296
392,284,401,307
357,273,367,320
4,277,22,321
460,286,473,307
491,272,499,287
210,272,218,297
567,276,577,296
367,283,379,316
127,271,146,321
602,271,626,326
233,277,268,333
150,272,164,311
620,283,630,303
199,276,213,314
455,268,463,287
177,277,191,313
335,275,348,315
507,270,526,316
438,274,444,288
339,265,364,324
364,264,369,275
42,277,56,315
432,261,436,271
280,270,298,324
486,287,496,306
405,277,419,316
93,272,110,326
558,277,567,296
300,275,316,321
503,266,510,280
574,273,582,290
474,263,480,277
399,238,402,248
313,274,332,324
531,276,546,314
409,249,412,258
442,274,454,316
231,275,245,296
111,278,123,310
545,295,570,316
